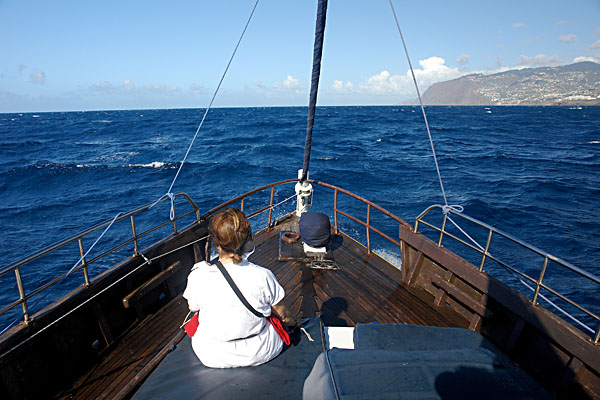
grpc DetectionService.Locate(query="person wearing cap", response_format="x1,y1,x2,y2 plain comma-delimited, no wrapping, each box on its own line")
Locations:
183,207,298,368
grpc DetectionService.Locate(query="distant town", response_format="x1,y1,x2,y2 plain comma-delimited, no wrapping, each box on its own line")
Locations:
421,61,600,106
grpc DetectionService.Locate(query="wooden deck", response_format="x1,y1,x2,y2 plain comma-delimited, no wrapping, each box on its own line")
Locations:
250,215,468,329
57,297,188,400
57,214,467,399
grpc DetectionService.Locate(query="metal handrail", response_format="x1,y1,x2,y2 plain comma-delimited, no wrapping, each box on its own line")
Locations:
414,205,600,286
414,204,600,343
4,180,598,344
0,193,200,324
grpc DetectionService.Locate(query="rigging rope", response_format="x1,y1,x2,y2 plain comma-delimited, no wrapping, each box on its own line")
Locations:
1,190,296,338
441,207,595,334
1,1,262,338
301,0,328,183
0,212,124,336
152,0,261,217
388,0,449,206
388,1,593,335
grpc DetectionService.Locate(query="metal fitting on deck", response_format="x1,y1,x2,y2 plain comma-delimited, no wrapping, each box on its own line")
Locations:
295,169,313,217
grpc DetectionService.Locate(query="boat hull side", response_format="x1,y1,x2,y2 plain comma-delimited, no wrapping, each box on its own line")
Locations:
0,220,209,400
399,226,600,399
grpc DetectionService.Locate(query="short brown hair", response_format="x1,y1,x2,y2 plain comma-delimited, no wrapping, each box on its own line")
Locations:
209,208,252,264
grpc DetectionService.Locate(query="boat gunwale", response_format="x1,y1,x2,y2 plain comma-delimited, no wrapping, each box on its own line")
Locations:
0,192,201,325
0,179,599,398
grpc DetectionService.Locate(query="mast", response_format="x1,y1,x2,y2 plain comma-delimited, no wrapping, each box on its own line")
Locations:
300,0,328,183
296,0,328,216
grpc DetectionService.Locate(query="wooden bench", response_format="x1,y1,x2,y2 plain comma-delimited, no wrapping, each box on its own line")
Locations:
123,260,186,309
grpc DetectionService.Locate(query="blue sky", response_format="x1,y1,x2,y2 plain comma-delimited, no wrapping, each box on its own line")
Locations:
1,0,599,112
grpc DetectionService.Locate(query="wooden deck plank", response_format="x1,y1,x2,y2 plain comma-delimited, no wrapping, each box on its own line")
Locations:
57,213,467,399
252,218,466,328
97,307,182,399
331,242,454,326
313,284,356,326
58,297,187,399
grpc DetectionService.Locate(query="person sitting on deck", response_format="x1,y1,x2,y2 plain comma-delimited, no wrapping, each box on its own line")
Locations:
183,208,298,368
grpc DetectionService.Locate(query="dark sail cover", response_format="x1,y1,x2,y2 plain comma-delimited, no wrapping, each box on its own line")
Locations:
299,212,331,248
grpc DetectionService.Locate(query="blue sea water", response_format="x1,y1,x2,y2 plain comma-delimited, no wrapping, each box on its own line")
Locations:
0,106,599,332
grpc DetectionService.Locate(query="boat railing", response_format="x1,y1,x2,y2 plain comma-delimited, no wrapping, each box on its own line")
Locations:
207,179,299,225
0,193,200,326
415,205,600,343
206,179,414,259
212,180,600,344
5,179,598,345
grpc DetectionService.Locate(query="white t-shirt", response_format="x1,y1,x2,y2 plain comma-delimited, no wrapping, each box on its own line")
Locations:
182,259,285,368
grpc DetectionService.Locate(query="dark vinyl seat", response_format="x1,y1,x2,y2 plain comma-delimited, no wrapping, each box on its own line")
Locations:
303,323,553,400
131,317,325,399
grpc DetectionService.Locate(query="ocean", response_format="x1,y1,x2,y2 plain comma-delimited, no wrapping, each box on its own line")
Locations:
0,106,599,332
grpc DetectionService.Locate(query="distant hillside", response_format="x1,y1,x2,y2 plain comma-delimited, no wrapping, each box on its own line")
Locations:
421,61,600,105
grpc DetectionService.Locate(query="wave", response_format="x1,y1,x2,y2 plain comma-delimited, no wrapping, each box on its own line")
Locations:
1,107,599,303
128,162,176,168
315,157,339,161
3,161,183,176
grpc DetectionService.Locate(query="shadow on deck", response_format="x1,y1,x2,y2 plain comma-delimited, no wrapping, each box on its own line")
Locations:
250,215,468,329
58,214,468,399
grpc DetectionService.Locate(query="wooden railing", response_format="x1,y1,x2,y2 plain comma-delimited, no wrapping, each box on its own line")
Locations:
0,193,200,325
3,179,598,345
415,205,600,343
211,180,600,343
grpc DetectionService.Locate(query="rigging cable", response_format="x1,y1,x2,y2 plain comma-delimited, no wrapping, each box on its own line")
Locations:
439,207,595,334
301,0,328,183
0,189,296,337
388,0,448,206
152,0,261,218
0,212,123,336
1,0,262,336
388,0,594,335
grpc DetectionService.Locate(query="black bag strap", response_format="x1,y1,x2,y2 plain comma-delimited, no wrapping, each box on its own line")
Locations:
213,259,265,319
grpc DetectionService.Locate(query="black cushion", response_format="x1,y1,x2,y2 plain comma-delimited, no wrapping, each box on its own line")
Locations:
303,347,552,400
299,212,331,247
303,324,552,400
131,317,325,400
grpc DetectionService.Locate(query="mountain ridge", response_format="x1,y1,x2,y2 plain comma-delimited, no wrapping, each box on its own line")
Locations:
421,61,600,105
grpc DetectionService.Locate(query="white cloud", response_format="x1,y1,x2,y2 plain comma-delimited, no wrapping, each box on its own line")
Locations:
558,34,577,43
29,69,46,84
344,57,461,97
92,81,112,90
360,71,402,95
515,54,563,67
512,23,526,28
554,21,568,26
273,75,300,90
190,84,206,94
456,54,470,66
243,74,306,103
91,80,178,94
574,56,600,63
268,75,305,96
332,80,354,93
591,40,600,49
